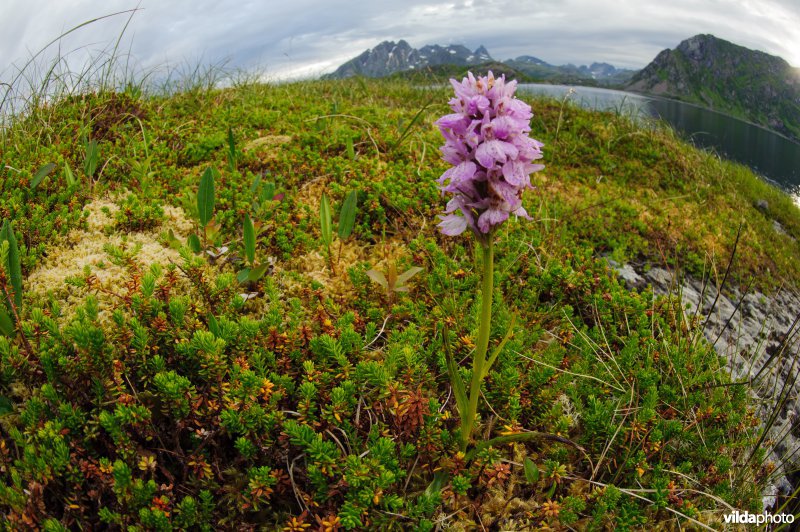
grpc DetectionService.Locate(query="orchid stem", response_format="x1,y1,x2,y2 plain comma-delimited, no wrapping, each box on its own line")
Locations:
460,236,493,451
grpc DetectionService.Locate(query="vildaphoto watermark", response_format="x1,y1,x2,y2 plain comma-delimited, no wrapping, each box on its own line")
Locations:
723,510,794,525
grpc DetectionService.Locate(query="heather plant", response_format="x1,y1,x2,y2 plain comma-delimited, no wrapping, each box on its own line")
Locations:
435,71,544,451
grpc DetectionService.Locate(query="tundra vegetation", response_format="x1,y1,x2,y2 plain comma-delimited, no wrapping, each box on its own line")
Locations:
1,54,800,530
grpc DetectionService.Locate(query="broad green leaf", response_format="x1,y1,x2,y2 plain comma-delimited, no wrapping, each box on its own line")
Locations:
207,314,220,337
319,193,332,246
263,182,276,201
365,269,388,290
345,136,355,160
188,233,202,253
243,214,255,266
84,139,99,178
524,458,540,484
0,220,22,308
0,396,13,416
395,266,423,287
250,173,262,194
64,163,76,187
197,167,216,228
237,268,251,284
30,162,56,190
337,190,358,240
425,471,449,498
247,263,270,282
0,307,14,337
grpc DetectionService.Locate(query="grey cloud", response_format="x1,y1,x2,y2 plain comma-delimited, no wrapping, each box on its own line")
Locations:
1,0,799,85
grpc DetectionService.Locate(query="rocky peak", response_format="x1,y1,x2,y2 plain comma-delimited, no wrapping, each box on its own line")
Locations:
326,41,495,79
512,55,550,66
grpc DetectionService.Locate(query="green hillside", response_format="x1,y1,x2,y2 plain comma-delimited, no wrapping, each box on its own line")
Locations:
1,76,798,528
628,34,800,142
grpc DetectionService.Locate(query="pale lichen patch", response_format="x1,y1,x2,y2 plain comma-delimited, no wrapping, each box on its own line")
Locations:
26,194,194,323
244,135,293,162
244,135,293,151
295,174,330,214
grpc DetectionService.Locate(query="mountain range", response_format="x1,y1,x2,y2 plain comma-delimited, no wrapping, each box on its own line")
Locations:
324,40,635,85
326,35,800,143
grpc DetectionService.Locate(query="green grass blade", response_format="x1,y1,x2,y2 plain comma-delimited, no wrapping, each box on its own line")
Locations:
243,214,255,266
0,220,22,308
320,193,332,246
30,163,56,190
337,190,358,240
197,167,216,228
391,97,433,150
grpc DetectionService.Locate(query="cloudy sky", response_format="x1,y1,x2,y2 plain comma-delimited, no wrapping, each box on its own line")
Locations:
1,0,799,83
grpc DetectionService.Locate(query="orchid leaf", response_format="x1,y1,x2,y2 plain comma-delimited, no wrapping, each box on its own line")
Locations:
243,214,255,266
1,220,22,308
188,233,202,253
30,162,56,190
207,313,220,337
237,268,251,284
365,269,388,290
443,322,468,421
482,314,517,379
425,471,448,499
197,166,216,228
227,126,237,172
0,396,12,416
250,173,262,194
395,266,423,287
337,190,358,240
84,138,99,178
64,163,77,187
247,263,270,282
320,193,332,246
524,457,540,484
0,307,14,337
